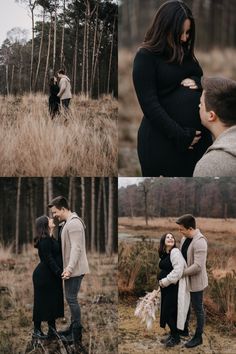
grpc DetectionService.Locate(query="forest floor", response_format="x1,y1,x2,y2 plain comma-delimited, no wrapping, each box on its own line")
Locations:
0,94,117,176
119,48,236,176
118,217,236,353
0,247,118,354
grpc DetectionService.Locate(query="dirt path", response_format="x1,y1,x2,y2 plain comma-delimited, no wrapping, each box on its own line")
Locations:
118,303,236,354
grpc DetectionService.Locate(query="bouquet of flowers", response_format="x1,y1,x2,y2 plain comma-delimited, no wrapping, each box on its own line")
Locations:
134,288,161,330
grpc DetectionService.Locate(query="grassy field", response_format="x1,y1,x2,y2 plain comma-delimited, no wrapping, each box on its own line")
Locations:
0,245,118,354
119,48,236,176
118,217,236,353
0,94,117,176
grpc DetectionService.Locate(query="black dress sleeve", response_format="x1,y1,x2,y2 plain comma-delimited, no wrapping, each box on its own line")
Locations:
133,49,196,151
40,237,62,277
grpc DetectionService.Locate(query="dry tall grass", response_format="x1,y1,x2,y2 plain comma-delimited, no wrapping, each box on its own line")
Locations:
0,94,118,176
0,248,118,353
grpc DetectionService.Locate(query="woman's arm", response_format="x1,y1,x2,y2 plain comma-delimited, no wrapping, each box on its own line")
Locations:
133,49,196,151
160,249,184,287
40,238,62,277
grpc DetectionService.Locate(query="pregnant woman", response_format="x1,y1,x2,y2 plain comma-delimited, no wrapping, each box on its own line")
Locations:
32,215,64,339
133,0,212,176
158,233,189,348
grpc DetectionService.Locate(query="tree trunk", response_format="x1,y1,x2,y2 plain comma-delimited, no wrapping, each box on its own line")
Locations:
103,178,108,246
43,178,48,215
90,1,99,97
81,177,85,221
6,64,9,96
29,180,36,243
43,14,53,93
10,65,15,94
60,0,66,68
91,22,104,93
48,177,53,204
68,177,74,208
107,15,116,94
15,177,21,254
81,11,87,93
96,178,102,253
73,23,79,94
91,177,96,252
30,6,35,92
34,8,45,90
52,2,57,72
106,177,113,256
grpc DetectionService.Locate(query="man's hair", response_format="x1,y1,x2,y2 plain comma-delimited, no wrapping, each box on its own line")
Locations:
201,76,236,127
48,196,69,210
58,69,65,75
176,214,196,229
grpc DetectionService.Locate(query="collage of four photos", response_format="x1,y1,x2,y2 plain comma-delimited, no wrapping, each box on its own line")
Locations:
0,0,236,353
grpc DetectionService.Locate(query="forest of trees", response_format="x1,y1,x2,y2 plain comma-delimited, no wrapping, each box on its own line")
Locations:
120,0,236,49
0,0,118,97
119,178,236,219
0,177,117,255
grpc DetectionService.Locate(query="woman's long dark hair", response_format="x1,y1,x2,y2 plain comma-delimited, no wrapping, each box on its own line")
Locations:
34,215,50,248
158,233,177,257
141,0,196,64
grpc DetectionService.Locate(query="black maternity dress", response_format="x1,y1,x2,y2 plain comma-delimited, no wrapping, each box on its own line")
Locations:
33,236,64,322
159,252,179,335
133,48,212,177
49,83,60,117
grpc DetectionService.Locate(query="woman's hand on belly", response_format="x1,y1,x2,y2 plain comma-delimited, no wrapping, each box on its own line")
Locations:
181,78,198,90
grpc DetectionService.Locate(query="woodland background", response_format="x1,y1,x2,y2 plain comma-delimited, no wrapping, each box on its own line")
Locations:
119,0,236,176
0,177,118,255
118,177,236,220
0,0,118,98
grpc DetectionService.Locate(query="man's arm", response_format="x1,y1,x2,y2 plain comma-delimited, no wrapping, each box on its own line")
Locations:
183,238,207,276
65,220,83,274
57,78,66,98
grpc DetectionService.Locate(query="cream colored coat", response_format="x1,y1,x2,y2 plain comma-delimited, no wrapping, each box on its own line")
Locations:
180,229,208,292
161,248,190,330
58,75,72,100
61,213,90,277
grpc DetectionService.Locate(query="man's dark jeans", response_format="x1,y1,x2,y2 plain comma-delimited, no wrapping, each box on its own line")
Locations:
62,98,71,109
184,291,205,336
65,275,84,325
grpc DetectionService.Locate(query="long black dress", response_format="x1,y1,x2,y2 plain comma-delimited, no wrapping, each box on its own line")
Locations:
159,253,178,332
49,84,60,117
33,236,64,322
133,48,212,177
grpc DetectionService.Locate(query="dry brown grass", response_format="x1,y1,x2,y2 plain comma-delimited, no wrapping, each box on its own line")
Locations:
0,250,117,353
119,48,236,176
0,94,118,176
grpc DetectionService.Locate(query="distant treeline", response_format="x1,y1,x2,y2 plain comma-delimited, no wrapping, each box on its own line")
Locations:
0,0,117,97
120,0,236,50
119,178,236,219
0,177,117,255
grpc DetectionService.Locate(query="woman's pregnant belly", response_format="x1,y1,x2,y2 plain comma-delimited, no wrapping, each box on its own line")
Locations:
160,86,202,129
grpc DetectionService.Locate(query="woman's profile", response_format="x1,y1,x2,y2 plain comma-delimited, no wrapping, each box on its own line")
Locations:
133,0,212,176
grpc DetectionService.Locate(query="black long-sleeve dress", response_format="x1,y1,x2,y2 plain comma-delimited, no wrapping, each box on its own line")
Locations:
133,48,212,177
49,84,60,117
159,253,178,332
33,236,64,322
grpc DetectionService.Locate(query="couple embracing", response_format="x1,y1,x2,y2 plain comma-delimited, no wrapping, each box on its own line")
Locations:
32,196,89,351
158,214,207,349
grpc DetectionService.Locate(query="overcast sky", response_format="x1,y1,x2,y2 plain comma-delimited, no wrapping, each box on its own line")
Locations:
0,0,32,46
118,178,144,189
